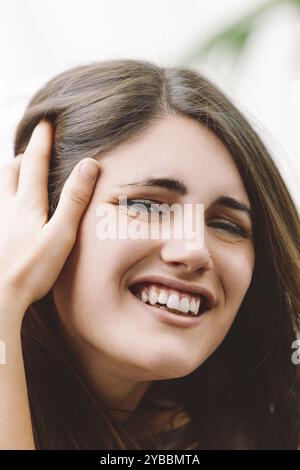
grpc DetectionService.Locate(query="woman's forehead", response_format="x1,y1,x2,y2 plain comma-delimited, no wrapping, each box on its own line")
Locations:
95,115,251,207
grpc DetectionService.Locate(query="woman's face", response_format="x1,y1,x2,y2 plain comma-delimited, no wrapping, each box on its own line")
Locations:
52,114,254,390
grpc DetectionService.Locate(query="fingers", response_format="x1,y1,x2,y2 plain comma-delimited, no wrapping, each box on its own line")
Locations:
17,120,53,209
43,158,99,248
0,155,23,198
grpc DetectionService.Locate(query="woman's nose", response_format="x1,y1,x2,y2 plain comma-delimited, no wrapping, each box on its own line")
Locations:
159,238,213,273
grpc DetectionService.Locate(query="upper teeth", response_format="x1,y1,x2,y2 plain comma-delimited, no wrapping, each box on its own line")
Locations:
139,284,201,315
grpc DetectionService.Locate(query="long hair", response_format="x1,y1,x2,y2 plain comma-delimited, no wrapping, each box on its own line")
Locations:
14,59,300,449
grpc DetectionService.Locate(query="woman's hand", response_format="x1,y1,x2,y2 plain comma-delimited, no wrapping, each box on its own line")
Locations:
0,120,99,449
0,120,100,317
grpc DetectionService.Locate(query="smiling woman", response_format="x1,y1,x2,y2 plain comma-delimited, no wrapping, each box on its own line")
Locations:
6,58,300,449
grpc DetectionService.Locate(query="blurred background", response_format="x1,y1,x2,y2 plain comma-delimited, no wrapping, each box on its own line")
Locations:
0,0,299,208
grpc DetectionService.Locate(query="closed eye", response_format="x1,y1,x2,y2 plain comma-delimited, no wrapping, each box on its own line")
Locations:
207,220,251,238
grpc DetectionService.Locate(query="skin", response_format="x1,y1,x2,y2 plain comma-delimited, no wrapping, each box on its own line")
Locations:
51,114,255,424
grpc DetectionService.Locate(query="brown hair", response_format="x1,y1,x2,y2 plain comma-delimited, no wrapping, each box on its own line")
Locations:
14,59,300,449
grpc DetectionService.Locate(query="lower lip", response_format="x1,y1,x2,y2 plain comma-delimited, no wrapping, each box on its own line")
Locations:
129,290,209,328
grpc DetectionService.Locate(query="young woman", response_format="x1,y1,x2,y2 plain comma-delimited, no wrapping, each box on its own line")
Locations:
0,59,299,450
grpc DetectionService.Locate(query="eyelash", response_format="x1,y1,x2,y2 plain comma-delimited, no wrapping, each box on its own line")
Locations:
125,199,251,238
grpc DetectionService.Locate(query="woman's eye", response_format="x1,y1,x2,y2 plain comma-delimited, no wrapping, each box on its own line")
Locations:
121,201,252,238
208,220,251,238
124,199,170,216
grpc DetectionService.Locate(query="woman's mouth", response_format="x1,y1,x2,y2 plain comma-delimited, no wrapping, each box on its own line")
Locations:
128,281,213,328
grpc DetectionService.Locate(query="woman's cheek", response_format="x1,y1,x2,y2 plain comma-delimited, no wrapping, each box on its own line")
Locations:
216,245,254,315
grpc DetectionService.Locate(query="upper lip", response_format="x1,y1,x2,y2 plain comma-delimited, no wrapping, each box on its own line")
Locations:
128,275,216,310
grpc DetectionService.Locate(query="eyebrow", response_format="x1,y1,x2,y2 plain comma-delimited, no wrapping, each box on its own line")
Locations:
117,177,187,195
116,177,252,216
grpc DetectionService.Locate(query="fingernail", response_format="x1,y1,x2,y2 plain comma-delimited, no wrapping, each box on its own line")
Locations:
79,159,99,180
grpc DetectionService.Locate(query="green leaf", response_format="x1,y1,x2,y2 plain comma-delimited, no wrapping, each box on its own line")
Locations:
177,0,297,66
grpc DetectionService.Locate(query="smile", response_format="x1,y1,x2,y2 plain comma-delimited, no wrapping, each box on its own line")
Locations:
130,282,203,316
128,279,215,328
